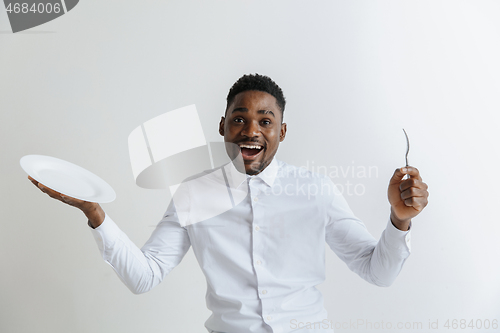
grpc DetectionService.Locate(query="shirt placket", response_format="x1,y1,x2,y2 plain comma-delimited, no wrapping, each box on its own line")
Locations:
249,177,281,332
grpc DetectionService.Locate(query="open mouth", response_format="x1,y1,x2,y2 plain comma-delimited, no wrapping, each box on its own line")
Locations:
238,144,264,160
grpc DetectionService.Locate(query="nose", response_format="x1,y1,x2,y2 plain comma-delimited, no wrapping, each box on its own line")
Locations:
241,120,260,138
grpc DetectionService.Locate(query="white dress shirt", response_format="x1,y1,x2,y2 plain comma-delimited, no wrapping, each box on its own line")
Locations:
90,158,411,333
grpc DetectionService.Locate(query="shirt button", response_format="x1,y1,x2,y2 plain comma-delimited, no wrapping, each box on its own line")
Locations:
266,316,272,321
255,226,260,231
255,260,262,265
254,196,259,202
261,290,267,295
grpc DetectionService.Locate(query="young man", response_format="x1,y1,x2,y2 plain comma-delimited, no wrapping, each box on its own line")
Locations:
30,74,429,333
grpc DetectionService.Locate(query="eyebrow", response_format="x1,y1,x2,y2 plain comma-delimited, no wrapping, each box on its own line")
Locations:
231,108,276,118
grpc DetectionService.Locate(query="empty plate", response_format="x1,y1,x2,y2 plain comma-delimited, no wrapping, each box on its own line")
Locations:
21,155,116,203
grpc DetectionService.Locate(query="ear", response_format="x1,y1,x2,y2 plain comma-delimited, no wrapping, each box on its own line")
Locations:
219,117,225,136
279,122,287,142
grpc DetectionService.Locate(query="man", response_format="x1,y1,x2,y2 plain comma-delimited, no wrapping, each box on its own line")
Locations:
30,74,429,333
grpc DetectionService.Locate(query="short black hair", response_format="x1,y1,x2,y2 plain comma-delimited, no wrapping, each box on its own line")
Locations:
226,74,286,120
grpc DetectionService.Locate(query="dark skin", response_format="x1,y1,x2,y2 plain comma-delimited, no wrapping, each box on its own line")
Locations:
219,90,287,175
388,167,429,230
29,90,428,230
29,175,105,228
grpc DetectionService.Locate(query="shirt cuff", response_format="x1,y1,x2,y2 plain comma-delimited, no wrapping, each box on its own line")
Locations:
384,218,412,253
89,214,122,254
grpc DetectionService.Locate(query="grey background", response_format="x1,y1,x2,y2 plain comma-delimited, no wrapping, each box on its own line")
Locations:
1,0,499,332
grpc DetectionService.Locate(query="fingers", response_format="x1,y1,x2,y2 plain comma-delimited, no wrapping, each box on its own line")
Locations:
400,179,429,210
27,176,93,214
400,182,428,199
389,166,429,211
29,175,46,193
399,177,428,192
28,175,66,202
28,175,39,187
390,166,422,184
41,185,63,200
403,195,428,210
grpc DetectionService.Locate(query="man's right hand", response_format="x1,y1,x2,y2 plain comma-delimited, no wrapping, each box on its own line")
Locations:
28,176,105,228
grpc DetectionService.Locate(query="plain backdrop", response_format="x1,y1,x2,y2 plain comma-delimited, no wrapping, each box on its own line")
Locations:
1,1,499,332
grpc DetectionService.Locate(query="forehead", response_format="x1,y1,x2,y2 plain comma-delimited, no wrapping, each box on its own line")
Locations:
228,90,280,113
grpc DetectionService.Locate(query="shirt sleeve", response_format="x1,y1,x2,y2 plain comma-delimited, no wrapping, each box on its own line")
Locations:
90,200,191,294
324,179,411,287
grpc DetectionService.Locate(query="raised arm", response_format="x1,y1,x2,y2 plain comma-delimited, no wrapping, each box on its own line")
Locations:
325,166,428,287
27,176,191,294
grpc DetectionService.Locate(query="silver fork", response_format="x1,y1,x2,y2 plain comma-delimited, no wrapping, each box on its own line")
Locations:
403,128,409,180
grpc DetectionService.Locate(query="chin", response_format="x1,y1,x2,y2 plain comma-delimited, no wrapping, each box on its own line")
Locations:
244,160,267,175
245,170,258,175
244,165,259,175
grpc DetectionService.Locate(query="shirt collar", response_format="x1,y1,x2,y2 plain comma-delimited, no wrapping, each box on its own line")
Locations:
224,157,279,188
249,157,279,188
223,157,280,189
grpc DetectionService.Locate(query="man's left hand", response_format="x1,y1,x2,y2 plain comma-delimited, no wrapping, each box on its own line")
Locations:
388,166,429,231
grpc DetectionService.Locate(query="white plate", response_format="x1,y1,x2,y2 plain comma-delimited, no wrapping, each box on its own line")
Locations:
21,155,116,203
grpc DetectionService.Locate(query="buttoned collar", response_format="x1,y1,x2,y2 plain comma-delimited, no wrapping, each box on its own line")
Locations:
224,157,279,190
248,158,279,188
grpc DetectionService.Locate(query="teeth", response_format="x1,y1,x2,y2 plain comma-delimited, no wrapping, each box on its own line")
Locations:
239,144,262,149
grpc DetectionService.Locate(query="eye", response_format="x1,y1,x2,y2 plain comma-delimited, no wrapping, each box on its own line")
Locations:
261,119,272,126
233,117,244,123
